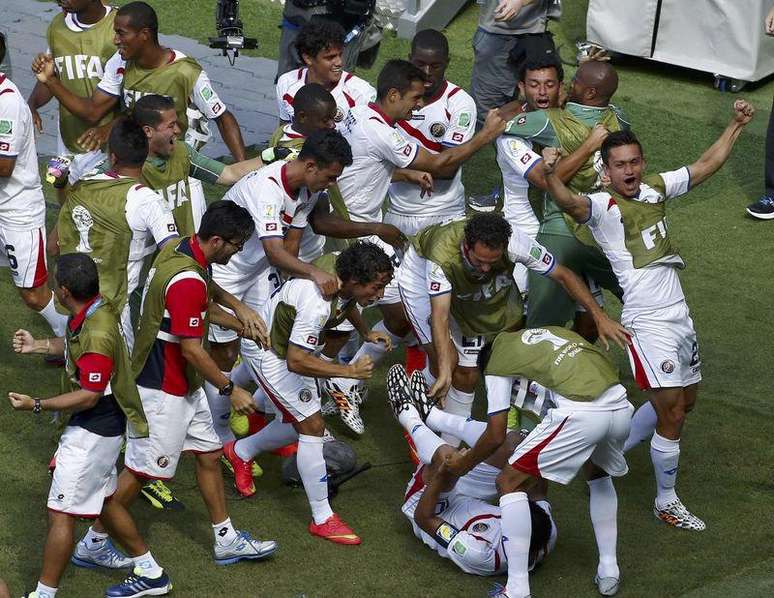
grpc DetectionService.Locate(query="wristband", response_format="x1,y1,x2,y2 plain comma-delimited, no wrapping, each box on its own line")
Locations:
219,381,234,396
33,398,42,414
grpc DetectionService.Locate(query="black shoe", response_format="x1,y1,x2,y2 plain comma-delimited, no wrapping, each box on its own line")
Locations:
746,195,774,219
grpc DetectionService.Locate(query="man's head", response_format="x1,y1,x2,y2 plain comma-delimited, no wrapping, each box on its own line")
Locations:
409,29,449,99
293,83,337,135
296,129,353,192
0,32,5,67
133,94,179,158
568,61,618,107
54,253,99,310
197,200,255,265
601,129,645,198
462,213,513,275
376,59,427,121
57,0,102,15
108,117,148,168
336,241,394,306
114,1,158,60
519,55,564,110
295,21,345,88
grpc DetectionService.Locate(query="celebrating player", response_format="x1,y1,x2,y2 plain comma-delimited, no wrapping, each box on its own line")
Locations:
541,98,755,531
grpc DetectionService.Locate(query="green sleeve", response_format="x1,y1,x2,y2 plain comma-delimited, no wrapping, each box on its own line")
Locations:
184,142,226,184
504,111,558,146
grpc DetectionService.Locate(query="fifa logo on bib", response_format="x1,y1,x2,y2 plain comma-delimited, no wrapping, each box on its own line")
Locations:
641,218,668,250
522,328,568,351
71,206,94,253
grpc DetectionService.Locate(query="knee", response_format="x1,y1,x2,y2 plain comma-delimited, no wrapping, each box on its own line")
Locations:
299,414,326,437
496,468,519,497
19,287,51,311
211,341,239,370
452,367,479,393
197,449,223,469
383,311,410,338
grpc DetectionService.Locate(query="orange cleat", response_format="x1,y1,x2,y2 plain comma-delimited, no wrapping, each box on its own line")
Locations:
222,440,256,497
308,513,361,545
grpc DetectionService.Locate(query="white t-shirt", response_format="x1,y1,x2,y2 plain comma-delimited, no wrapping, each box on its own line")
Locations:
276,68,375,131
496,135,542,238
585,168,691,314
388,81,475,218
261,277,331,354
216,161,320,278
337,103,419,223
0,74,46,230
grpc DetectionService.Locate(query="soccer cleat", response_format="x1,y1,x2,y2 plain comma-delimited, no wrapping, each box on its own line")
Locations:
386,364,412,419
222,441,256,497
105,567,172,597
487,583,531,598
653,498,706,531
320,398,339,416
140,481,185,511
594,574,620,596
308,513,361,545
71,537,133,569
409,370,436,422
322,379,365,435
221,454,263,479
214,530,278,565
746,195,774,219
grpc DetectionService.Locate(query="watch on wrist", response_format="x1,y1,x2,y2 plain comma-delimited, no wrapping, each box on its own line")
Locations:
33,398,42,414
218,381,234,396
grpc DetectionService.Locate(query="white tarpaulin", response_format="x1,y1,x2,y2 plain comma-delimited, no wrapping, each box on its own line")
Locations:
587,0,774,82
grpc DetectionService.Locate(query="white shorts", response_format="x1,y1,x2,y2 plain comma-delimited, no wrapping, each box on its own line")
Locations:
455,462,500,502
124,386,222,480
257,350,320,423
0,224,48,288
48,426,122,518
384,211,464,237
509,402,633,484
623,301,702,390
208,266,275,343
398,257,484,368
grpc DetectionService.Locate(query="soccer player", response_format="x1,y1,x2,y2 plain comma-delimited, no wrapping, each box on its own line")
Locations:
32,1,247,161
385,29,476,236
276,21,375,132
222,241,393,544
0,70,67,336
134,94,264,236
397,212,628,428
503,61,629,338
8,253,171,598
91,201,277,568
540,98,755,531
57,117,178,349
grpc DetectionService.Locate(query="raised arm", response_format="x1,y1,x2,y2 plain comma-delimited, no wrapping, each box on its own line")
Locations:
526,124,609,190
542,147,592,223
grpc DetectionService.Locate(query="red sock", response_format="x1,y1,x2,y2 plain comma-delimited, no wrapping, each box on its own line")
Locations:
405,345,427,375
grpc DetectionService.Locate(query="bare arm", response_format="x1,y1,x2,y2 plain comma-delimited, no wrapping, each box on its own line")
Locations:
12,330,66,357
262,236,339,298
215,111,247,162
541,148,592,222
446,411,509,476
428,292,456,401
8,388,103,412
527,124,609,190
286,343,373,379
0,156,16,178
309,198,407,250
210,281,269,346
27,81,54,133
217,155,264,185
414,464,459,537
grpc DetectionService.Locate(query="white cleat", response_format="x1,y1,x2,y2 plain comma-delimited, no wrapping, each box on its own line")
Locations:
594,574,620,596
653,498,706,531
322,379,365,435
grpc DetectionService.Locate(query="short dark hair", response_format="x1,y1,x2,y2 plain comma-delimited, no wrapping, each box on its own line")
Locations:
295,21,345,60
117,1,159,43
198,200,255,243
376,59,426,101
132,94,176,128
293,83,336,118
410,29,449,58
528,500,553,569
464,213,512,251
336,241,394,285
519,55,564,83
298,129,353,169
601,129,643,165
108,117,148,166
56,253,99,301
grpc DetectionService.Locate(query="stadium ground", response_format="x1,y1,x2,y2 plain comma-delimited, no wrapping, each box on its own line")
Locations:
1,1,773,596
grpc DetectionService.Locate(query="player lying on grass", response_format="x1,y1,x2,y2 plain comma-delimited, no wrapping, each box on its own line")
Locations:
386,365,556,578
541,98,755,532
9,253,171,598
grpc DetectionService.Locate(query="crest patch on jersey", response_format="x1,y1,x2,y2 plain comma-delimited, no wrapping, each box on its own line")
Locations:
430,122,447,138
452,540,467,556
334,107,344,122
529,246,542,260
471,522,489,533
299,389,313,403
200,86,214,101
661,360,675,374
516,116,527,126
0,119,13,136
457,112,471,127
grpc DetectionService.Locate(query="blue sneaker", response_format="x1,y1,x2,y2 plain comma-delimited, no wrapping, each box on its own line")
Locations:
105,567,172,597
746,195,774,219
71,538,133,569
214,530,277,565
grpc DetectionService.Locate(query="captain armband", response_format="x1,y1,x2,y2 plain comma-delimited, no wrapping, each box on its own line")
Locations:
433,521,460,549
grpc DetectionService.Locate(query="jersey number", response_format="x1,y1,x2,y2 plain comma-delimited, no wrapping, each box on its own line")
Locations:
4,245,17,271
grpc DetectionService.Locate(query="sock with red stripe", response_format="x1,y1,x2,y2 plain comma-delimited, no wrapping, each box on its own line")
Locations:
650,432,680,508
234,419,298,461
426,407,487,448
500,492,532,598
297,434,334,525
588,476,620,580
623,401,657,452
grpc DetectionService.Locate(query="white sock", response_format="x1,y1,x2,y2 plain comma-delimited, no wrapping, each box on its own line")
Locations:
400,411,446,465
439,386,475,446
234,418,298,461
38,295,67,337
588,476,620,580
336,331,359,363
624,401,658,452
83,526,108,550
133,551,163,579
252,387,268,412
422,362,437,387
426,407,487,447
500,492,532,598
212,517,239,546
350,321,400,366
297,434,334,525
203,373,234,444
35,582,57,598
650,432,680,507
230,361,252,388
239,338,262,385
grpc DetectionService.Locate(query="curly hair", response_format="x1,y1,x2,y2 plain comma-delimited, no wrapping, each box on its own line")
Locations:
295,21,345,60
336,241,394,285
298,128,353,168
464,213,512,251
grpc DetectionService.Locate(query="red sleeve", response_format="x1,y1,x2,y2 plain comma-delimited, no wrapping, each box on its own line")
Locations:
76,352,114,392
166,276,208,338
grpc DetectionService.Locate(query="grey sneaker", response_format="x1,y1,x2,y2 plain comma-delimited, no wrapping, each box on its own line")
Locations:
214,530,277,566
71,537,133,569
594,574,620,596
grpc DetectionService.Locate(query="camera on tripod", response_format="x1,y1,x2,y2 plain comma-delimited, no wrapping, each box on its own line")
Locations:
208,0,257,65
